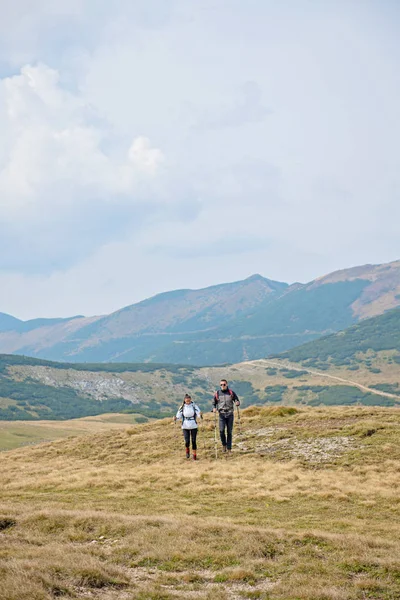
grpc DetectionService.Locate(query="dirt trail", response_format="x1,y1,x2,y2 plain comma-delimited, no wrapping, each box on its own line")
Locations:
253,359,400,402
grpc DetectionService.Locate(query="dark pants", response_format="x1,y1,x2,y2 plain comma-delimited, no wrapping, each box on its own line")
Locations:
219,412,234,450
183,428,197,450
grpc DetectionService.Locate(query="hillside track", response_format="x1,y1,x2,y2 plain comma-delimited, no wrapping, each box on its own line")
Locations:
254,359,400,402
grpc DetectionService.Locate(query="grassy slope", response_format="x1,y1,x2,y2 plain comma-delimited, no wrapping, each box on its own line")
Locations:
0,405,399,599
278,306,400,366
0,413,144,451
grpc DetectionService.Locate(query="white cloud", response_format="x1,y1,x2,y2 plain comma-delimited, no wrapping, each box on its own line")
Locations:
0,0,85,65
0,63,167,270
0,64,164,211
195,81,272,130
128,136,164,175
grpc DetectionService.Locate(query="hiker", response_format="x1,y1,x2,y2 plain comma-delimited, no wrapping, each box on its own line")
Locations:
175,394,202,460
212,379,240,453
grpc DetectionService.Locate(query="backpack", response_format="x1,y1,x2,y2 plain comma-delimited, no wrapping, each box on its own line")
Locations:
214,388,234,402
179,402,197,424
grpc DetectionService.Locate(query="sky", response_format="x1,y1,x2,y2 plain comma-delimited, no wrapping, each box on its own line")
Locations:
0,0,399,320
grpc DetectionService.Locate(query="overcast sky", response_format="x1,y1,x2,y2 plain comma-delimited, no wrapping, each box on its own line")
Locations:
1,0,399,319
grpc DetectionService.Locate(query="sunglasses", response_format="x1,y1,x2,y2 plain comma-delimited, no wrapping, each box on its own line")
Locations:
220,383,227,387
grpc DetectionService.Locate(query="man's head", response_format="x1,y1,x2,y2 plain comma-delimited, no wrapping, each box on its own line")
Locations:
220,379,228,389
184,394,192,403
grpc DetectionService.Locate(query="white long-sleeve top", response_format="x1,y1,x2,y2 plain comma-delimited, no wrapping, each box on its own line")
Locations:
176,402,201,430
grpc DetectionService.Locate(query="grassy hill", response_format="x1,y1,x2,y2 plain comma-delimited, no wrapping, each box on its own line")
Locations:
278,306,400,368
1,405,399,599
0,413,144,451
0,260,399,365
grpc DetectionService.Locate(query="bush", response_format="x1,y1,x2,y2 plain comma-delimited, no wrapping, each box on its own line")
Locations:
370,383,400,394
264,385,288,403
309,385,396,407
281,370,308,379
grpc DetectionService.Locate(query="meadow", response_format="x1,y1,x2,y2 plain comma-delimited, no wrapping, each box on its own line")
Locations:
0,414,144,451
0,406,399,599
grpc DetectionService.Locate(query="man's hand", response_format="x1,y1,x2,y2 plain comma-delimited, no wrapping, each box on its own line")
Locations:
235,401,240,406
213,407,217,413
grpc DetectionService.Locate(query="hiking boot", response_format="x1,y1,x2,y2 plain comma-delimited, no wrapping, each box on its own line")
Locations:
192,452,197,461
222,446,227,453
186,450,190,459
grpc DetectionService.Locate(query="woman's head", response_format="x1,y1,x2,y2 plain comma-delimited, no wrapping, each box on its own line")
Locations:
184,394,192,403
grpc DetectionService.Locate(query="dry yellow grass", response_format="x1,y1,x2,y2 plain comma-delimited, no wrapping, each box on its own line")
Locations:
0,406,399,599
0,413,145,451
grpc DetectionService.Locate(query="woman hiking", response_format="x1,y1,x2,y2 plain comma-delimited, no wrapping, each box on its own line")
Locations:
175,394,202,460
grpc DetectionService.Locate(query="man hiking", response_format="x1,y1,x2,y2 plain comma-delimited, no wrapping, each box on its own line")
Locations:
212,379,240,453
175,394,202,460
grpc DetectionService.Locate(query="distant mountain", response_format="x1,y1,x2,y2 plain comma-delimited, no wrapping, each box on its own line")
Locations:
0,260,399,365
0,312,22,332
311,260,400,319
0,313,86,334
0,275,288,362
74,273,287,338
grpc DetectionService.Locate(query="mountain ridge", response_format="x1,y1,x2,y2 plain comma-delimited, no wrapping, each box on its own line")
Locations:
1,259,399,364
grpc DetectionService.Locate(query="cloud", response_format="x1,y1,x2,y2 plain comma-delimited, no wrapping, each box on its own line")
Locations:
128,137,164,175
0,0,85,67
195,81,272,130
0,0,178,69
0,63,166,272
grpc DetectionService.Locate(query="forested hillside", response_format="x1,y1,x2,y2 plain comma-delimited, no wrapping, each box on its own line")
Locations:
279,306,400,367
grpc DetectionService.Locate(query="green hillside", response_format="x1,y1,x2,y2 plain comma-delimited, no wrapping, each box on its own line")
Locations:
0,354,205,421
279,307,400,368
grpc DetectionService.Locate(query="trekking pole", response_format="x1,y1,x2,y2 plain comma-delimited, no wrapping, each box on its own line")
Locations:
213,410,218,460
201,414,207,455
236,404,242,436
173,417,180,454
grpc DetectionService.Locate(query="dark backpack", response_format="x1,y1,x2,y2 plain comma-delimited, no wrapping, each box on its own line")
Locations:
214,388,235,404
214,388,234,400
